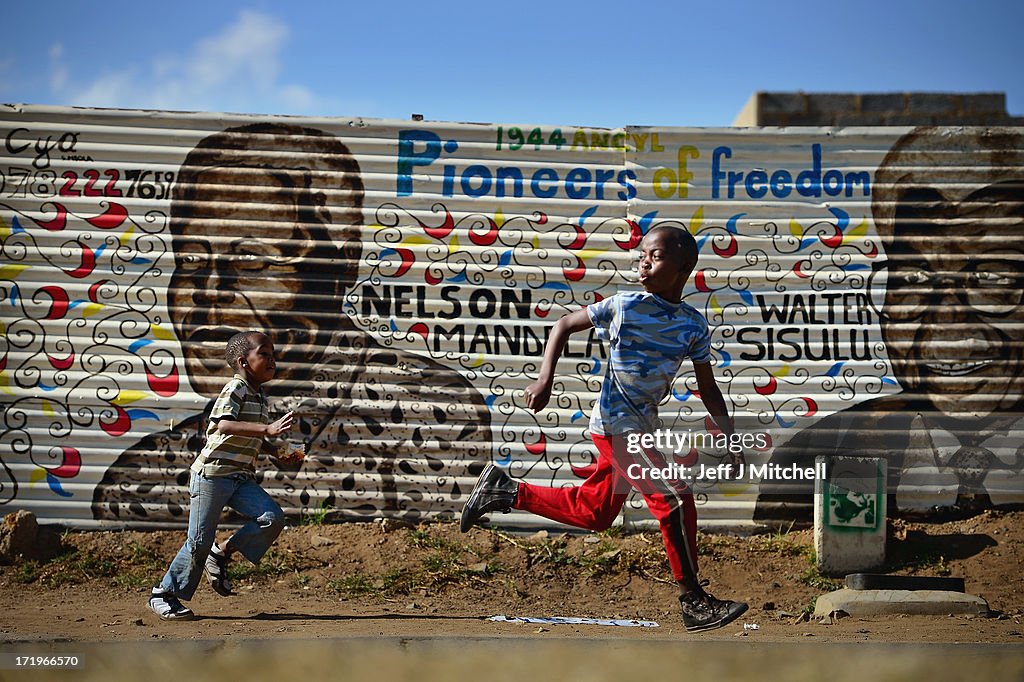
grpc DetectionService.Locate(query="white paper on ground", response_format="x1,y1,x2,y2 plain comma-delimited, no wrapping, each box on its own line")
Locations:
488,615,659,627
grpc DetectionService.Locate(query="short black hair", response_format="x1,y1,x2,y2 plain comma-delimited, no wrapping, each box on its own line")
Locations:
647,225,698,271
225,331,267,370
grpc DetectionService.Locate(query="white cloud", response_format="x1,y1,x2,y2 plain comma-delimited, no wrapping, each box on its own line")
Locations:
48,43,68,92
187,11,287,92
49,11,337,115
69,71,141,108
279,84,318,111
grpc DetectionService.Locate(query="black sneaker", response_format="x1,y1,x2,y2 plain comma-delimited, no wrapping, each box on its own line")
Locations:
460,464,518,532
679,589,748,632
148,589,195,621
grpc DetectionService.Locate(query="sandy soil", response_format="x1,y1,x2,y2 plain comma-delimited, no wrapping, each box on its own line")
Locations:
2,509,1023,645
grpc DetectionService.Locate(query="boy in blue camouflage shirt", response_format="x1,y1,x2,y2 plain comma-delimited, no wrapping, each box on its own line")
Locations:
462,226,748,632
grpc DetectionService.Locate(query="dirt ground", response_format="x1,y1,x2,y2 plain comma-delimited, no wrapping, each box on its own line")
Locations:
2,509,1023,645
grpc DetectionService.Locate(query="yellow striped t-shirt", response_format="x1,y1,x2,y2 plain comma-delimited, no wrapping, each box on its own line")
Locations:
190,375,268,476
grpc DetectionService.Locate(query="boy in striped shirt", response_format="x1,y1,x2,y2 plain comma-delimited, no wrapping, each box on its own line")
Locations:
148,331,297,621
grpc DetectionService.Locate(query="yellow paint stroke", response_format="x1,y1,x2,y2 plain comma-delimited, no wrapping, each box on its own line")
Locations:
0,370,12,395
398,235,432,248
718,481,752,497
0,264,30,281
773,365,790,378
577,248,604,262
532,234,540,250
119,224,136,243
150,324,174,341
709,294,723,316
470,354,484,368
82,303,103,318
689,206,704,234
41,399,55,417
448,232,461,254
788,218,803,239
30,468,47,488
113,390,148,406
494,209,505,228
0,215,9,240
841,218,869,245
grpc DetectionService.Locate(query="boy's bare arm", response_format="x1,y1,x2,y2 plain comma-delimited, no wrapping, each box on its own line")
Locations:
693,362,745,469
525,309,594,412
216,411,294,438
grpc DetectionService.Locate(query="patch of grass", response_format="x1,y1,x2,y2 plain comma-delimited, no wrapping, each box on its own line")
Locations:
299,500,334,526
328,527,495,599
522,538,576,568
408,527,494,585
599,526,624,539
884,549,953,576
10,538,168,588
618,541,673,584
15,561,41,584
327,573,375,597
798,552,842,591
574,541,625,576
328,568,419,598
407,528,434,547
696,532,732,559
515,536,611,575
227,547,312,581
507,533,652,579
113,541,166,588
421,546,478,578
22,548,119,587
752,523,806,558
379,568,417,594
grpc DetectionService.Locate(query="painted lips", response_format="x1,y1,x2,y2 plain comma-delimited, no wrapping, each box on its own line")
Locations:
923,359,994,376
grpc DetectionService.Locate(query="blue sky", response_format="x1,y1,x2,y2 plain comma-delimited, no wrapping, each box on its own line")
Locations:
3,0,1022,128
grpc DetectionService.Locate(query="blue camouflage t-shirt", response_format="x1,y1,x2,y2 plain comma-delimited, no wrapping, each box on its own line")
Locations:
587,291,712,436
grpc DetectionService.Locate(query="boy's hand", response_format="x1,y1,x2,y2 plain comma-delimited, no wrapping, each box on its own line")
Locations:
275,441,305,464
266,411,294,437
524,380,552,412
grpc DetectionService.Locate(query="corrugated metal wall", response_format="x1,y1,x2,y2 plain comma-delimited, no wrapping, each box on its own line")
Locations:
1,105,1021,530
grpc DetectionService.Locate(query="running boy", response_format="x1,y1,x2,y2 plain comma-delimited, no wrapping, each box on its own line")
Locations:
460,226,748,632
148,331,299,620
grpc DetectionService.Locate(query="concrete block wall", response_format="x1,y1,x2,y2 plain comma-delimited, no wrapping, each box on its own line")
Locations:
733,91,1023,126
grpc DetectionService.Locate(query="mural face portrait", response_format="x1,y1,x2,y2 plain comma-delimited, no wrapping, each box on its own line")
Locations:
872,128,1024,420
168,123,364,397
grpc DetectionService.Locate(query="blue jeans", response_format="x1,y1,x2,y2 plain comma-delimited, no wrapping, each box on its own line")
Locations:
159,471,284,600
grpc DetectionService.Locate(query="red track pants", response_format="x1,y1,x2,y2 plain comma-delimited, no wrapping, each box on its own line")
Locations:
514,433,699,584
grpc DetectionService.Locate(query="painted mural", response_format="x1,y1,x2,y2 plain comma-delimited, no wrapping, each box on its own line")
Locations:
0,106,1021,529
756,127,1024,521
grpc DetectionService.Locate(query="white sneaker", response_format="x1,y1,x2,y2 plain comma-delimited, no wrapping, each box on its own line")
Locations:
148,589,195,621
204,545,234,596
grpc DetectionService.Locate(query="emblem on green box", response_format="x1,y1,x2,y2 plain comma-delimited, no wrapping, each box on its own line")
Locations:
823,459,883,531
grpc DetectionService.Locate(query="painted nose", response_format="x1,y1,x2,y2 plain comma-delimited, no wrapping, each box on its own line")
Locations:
192,263,236,304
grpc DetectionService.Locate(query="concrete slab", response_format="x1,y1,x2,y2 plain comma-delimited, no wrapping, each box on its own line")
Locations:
814,588,989,618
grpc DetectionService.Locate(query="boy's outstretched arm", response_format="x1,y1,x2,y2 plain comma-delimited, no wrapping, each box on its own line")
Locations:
693,362,746,471
216,411,294,439
524,309,593,412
